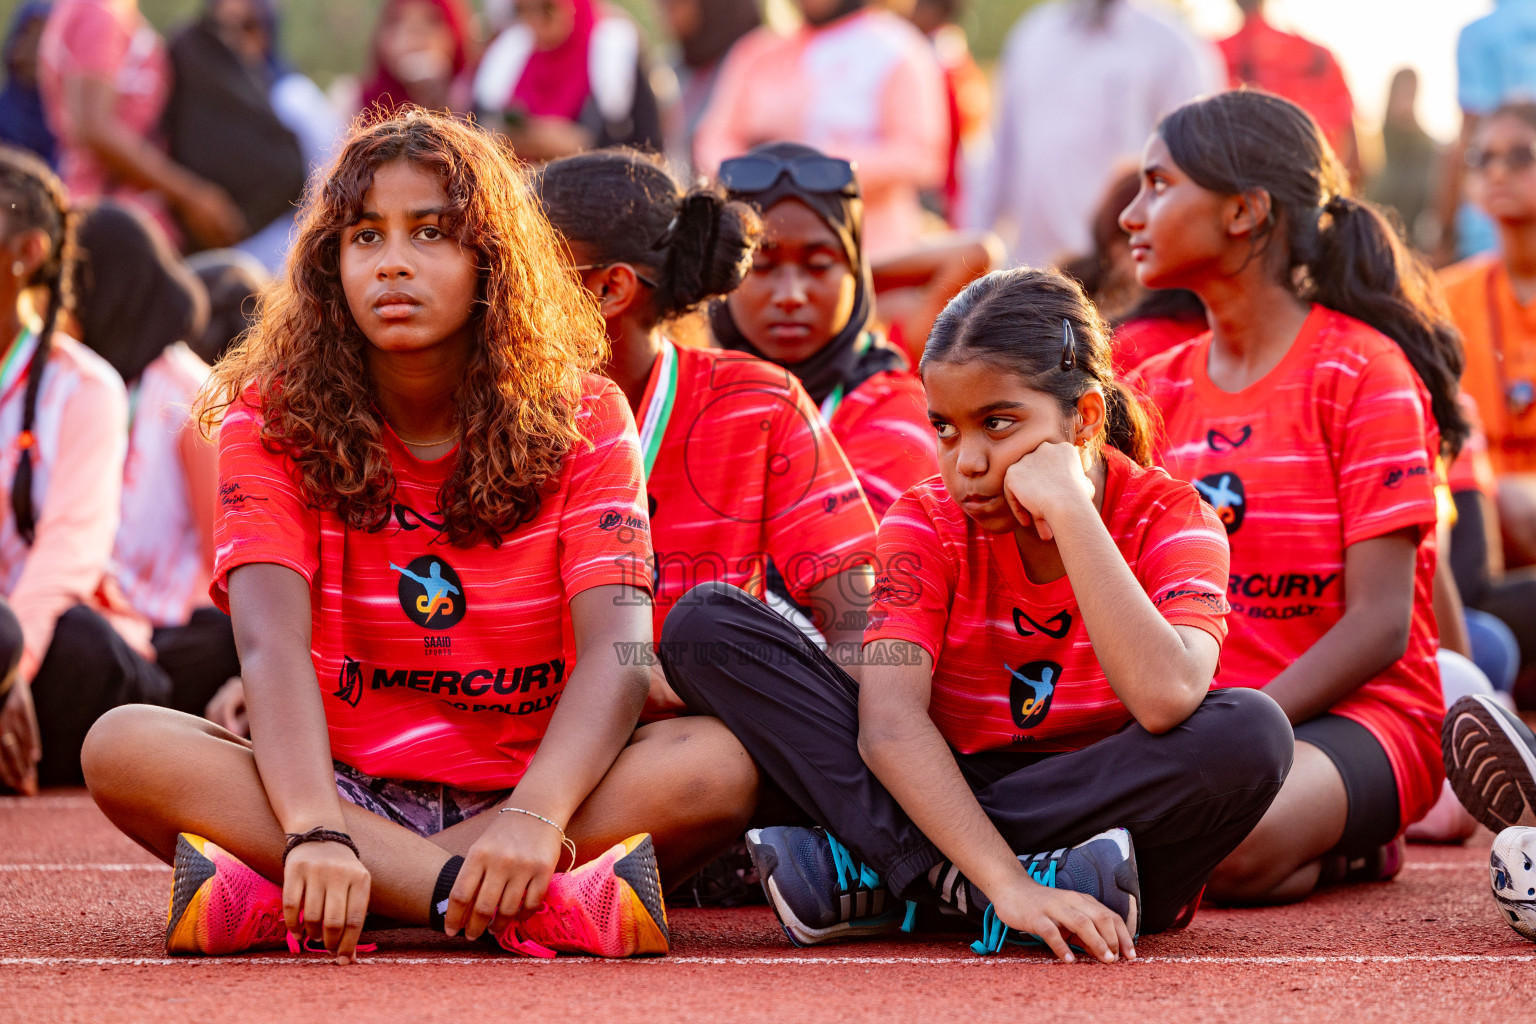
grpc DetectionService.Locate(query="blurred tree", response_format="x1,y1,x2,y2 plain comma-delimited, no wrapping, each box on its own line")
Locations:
0,0,1053,85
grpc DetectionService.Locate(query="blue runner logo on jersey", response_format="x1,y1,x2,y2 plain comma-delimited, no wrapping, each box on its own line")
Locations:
1194,472,1246,534
1008,660,1061,730
391,555,466,630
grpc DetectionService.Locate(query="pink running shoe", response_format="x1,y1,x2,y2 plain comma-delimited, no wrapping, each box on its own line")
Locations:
494,833,670,958
166,833,290,955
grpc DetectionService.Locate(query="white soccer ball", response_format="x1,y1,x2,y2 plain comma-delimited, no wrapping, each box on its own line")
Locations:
1490,827,1536,942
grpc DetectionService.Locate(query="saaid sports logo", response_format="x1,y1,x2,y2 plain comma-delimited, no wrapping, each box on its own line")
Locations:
1194,472,1246,534
1008,660,1061,730
391,555,467,630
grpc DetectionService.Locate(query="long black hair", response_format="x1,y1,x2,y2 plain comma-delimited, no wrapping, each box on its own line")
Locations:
0,145,74,544
531,147,761,324
1159,90,1469,454
923,267,1156,466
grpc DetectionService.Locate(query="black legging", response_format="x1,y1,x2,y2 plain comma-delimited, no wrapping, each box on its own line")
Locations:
659,581,1294,934
0,601,172,787
1451,489,1536,675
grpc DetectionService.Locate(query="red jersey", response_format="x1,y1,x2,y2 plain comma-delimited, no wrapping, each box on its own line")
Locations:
1218,15,1355,155
641,341,878,633
827,370,939,519
1113,315,1207,374
864,449,1230,754
1133,306,1443,827
212,375,653,790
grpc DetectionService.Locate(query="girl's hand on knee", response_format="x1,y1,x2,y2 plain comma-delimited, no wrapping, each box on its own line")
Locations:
990,876,1136,965
445,811,564,941
281,841,371,965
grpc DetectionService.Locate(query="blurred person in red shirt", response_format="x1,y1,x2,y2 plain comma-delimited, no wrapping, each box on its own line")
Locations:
1218,0,1360,182
360,0,479,116
902,0,988,225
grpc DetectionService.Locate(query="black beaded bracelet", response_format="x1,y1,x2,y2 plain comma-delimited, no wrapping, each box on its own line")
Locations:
283,827,360,865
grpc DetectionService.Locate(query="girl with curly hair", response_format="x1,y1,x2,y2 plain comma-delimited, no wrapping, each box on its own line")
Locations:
79,109,757,964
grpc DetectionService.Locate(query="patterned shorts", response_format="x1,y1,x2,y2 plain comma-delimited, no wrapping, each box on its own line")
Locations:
333,761,511,838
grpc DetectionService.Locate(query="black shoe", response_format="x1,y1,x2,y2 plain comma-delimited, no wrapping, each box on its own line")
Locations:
1444,694,1536,832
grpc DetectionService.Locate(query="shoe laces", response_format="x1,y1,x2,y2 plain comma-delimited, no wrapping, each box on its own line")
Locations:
498,920,558,959
282,913,378,957
969,849,1064,957
825,831,881,895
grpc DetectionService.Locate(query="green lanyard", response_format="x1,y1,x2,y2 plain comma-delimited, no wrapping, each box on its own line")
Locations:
638,340,678,479
0,324,38,404
819,332,876,422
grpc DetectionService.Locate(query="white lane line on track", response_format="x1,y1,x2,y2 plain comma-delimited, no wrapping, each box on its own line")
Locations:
0,862,1488,874
0,864,169,872
2,954,1533,968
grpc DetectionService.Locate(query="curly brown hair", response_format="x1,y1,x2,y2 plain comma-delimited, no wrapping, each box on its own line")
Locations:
201,109,609,547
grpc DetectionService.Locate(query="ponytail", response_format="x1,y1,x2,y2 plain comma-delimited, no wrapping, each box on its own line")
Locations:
1104,381,1154,467
1160,90,1470,455
924,267,1156,467
1310,195,1468,453
532,149,762,322
0,148,75,544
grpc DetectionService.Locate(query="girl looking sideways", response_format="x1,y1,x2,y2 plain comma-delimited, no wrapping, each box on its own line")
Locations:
1125,90,1468,904
79,110,755,964
661,268,1292,962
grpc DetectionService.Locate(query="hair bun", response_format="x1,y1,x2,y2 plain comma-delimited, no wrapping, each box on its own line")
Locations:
662,185,760,313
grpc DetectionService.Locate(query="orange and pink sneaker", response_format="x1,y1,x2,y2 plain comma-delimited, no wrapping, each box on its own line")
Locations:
494,833,670,958
165,833,290,956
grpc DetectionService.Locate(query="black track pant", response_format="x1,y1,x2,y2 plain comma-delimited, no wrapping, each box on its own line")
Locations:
661,582,1294,934
153,607,242,718
2,604,172,787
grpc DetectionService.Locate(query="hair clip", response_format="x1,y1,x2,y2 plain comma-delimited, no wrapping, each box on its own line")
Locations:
651,214,680,251
1060,318,1078,372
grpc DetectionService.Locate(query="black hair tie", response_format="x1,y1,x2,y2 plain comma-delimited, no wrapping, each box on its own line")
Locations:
1060,318,1078,372
1324,194,1354,220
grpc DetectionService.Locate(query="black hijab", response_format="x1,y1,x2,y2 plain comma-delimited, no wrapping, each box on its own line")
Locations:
72,201,210,385
712,141,902,405
162,5,306,244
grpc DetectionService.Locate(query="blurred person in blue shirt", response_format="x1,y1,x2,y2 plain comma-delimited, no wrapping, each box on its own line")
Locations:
1439,0,1536,263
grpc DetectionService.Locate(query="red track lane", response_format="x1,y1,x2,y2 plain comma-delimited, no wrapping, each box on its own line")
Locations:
2,793,1533,1023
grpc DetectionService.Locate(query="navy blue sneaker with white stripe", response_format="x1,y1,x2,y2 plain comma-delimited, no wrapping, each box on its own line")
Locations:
972,828,1141,956
744,826,902,946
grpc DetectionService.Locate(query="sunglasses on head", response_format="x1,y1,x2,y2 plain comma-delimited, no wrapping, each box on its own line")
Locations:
1466,141,1536,173
718,154,858,197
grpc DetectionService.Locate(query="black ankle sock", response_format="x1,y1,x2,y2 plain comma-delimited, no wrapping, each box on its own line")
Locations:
927,859,991,920
428,855,464,931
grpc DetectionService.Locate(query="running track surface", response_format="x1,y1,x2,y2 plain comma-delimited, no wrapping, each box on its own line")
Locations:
2,793,1532,1023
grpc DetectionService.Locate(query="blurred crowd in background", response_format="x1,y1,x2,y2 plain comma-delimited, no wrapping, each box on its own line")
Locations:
0,0,1498,275
5,0,1536,797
